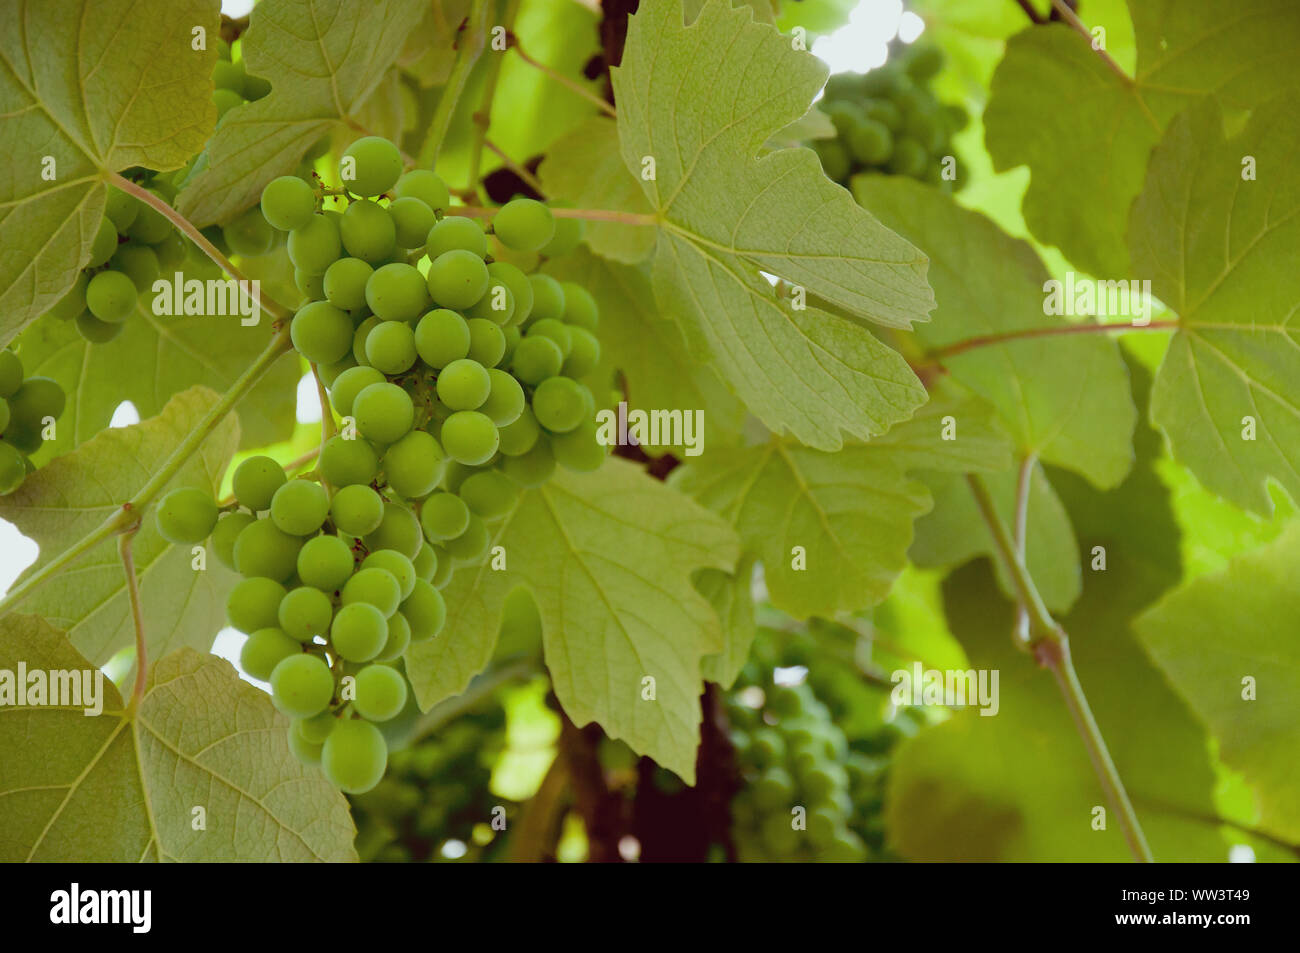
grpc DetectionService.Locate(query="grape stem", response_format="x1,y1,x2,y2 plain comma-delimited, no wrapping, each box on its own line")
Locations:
310,363,337,496
484,138,547,197
923,319,1179,362
1011,454,1035,646
509,34,617,119
466,0,521,200
965,474,1154,863
118,526,148,713
420,0,491,171
0,324,294,618
446,204,657,226
1048,0,1132,83
105,172,291,323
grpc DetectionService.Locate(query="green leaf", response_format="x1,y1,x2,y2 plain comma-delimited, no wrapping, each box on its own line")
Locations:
0,388,238,667
1135,99,1300,513
542,247,745,452
405,460,740,781
1136,525,1300,844
16,304,297,460
0,617,356,862
698,554,757,689
609,0,934,449
399,0,473,87
672,398,1011,618
539,117,657,264
0,0,219,340
177,0,425,225
858,176,1136,488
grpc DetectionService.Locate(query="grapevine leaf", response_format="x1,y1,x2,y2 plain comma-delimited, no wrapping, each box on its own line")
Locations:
542,247,746,453
399,0,473,87
609,0,934,449
0,0,219,341
177,0,426,225
405,460,740,781
671,398,1011,618
859,176,1136,488
538,117,657,265
1135,99,1300,514
0,388,238,667
0,618,356,862
1136,525,1300,844
985,2,1300,277
698,554,758,689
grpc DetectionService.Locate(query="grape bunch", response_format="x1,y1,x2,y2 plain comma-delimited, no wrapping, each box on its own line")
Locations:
349,701,513,863
0,349,67,495
211,36,271,120
812,43,967,190
726,669,869,862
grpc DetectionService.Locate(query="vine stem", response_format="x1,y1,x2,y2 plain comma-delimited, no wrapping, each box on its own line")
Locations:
420,0,490,170
966,474,1154,862
1012,454,1035,646
510,36,617,119
105,172,290,323
311,364,336,495
927,319,1178,361
119,527,148,713
1048,0,1131,82
445,204,657,226
466,0,521,200
0,324,294,618
485,138,547,196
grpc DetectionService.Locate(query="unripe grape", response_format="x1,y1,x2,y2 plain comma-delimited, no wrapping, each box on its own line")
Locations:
493,198,555,252
319,353,357,387
7,377,66,426
352,382,415,445
328,365,385,417
444,513,489,565
211,511,255,569
364,320,418,375
362,550,417,600
340,136,403,197
559,282,599,330
295,268,326,300
427,249,489,310
480,368,525,426
270,653,335,719
364,501,423,558
278,584,334,641
297,533,355,592
527,274,566,322
261,175,317,231
233,518,302,581
321,718,388,793
297,710,338,745
414,309,471,369
270,478,329,535
0,351,23,397
467,283,515,326
526,318,573,359
124,191,171,244
426,216,488,259
331,602,389,662
551,420,606,472
291,300,353,364
288,728,324,766
86,270,137,322
154,486,218,544
340,199,397,263
319,434,380,487
394,169,449,211
401,578,446,641
75,313,122,343
510,334,564,385
500,436,555,487
374,611,411,661
47,273,89,321
888,137,928,178
411,542,438,582
532,376,589,433
429,544,453,588
323,257,373,311
436,358,491,411
226,576,288,632
330,484,384,536
223,206,276,257
287,214,342,274
420,492,470,541
458,470,519,521
0,444,26,495
342,566,402,617
232,455,286,511
540,215,584,258
88,216,119,268
487,262,534,325
865,99,903,131
562,326,601,378
353,664,408,721
497,406,541,456
465,318,507,367
351,314,382,366
239,627,299,681
104,186,139,232
389,196,437,248
382,430,447,499
439,410,498,465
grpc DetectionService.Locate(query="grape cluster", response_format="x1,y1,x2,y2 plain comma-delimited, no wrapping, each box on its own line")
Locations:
0,349,67,494
726,671,869,862
211,36,271,120
349,702,512,863
812,43,967,189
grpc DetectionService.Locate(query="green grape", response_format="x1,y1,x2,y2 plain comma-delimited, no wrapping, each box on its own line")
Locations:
291,300,353,364
212,58,246,93
374,611,412,661
510,335,564,386
288,728,324,766
845,118,893,165
389,196,437,248
287,214,342,274
562,326,600,378
319,434,380,487
942,103,969,133
401,578,446,640
394,169,449,211
492,198,554,251
154,486,218,545
211,88,241,116
47,273,89,321
904,44,945,80
7,377,66,426
223,206,275,257
864,99,902,131
439,410,498,465
362,550,416,600
322,718,388,793
429,545,453,588
211,511,255,569
297,710,338,745
382,430,446,499
365,262,428,323
0,398,8,432
550,420,605,472
427,250,490,310
2,419,42,455
297,534,355,592
466,283,515,326
270,653,335,719
532,376,589,434
888,137,928,178
351,314,382,366
329,365,384,417
154,232,187,271
414,309,471,368
88,216,119,268
443,514,489,565
497,406,541,456
330,483,384,536
319,355,361,388
74,312,121,343
295,268,326,300
436,358,491,411
323,257,374,310
479,368,525,426
458,471,518,521
104,186,139,232
278,585,334,641
226,576,288,632
411,542,437,581
464,318,507,367
342,566,402,618
232,455,286,511
233,518,302,581
341,199,397,263
539,214,584,258
487,262,534,326
352,382,414,445
239,627,300,681
0,352,25,402
558,282,598,330
354,664,408,721
527,274,566,322
420,492,470,542
364,320,418,374
124,192,171,244
261,175,317,231
0,444,26,495
500,436,555,487
270,478,329,535
340,137,403,197
751,768,795,810
85,270,137,322
363,501,423,558
331,602,389,662
812,139,850,181
106,245,159,293
425,216,488,259
526,318,573,359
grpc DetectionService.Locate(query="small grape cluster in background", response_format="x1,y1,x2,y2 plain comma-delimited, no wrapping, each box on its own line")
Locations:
0,350,66,495
210,36,272,119
812,43,967,190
